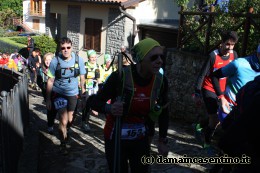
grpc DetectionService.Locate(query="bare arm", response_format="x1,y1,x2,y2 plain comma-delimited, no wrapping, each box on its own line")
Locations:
79,74,86,96
46,77,54,110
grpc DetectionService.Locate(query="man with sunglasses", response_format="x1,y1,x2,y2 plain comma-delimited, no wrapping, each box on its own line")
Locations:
46,37,86,153
89,38,169,172
193,31,238,153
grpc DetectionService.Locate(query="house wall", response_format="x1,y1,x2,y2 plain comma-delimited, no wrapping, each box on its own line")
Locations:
48,2,116,62
124,0,195,45
23,0,46,33
47,2,127,65
80,4,110,62
132,0,180,23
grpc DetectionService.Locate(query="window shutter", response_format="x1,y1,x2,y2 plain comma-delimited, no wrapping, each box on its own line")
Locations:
93,20,102,52
84,18,102,52
39,0,42,15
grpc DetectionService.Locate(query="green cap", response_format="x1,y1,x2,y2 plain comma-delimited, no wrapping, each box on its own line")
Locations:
104,54,111,63
132,38,160,62
87,49,96,57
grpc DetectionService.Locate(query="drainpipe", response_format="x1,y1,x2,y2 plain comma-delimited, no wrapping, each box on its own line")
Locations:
119,6,136,50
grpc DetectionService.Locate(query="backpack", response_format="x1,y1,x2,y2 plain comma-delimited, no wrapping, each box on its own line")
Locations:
84,62,100,79
55,54,80,80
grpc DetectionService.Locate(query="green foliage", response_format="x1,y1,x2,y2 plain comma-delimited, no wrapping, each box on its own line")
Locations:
3,31,21,37
0,0,22,30
175,0,190,8
11,35,57,55
0,0,23,16
0,37,25,53
0,9,17,28
34,35,58,55
182,0,260,56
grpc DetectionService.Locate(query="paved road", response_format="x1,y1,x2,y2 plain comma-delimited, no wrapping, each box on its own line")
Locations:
18,88,218,173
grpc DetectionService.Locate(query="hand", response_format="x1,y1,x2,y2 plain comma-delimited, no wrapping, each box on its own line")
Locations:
157,142,169,157
111,100,124,117
220,97,230,114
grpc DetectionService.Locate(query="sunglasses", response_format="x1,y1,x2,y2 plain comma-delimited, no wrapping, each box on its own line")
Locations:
150,54,163,62
61,46,71,50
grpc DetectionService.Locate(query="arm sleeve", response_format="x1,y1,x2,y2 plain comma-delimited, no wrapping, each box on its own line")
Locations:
89,71,119,113
194,55,214,93
211,69,225,96
158,76,169,138
212,58,239,96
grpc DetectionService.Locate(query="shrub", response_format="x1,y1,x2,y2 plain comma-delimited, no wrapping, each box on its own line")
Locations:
11,35,57,55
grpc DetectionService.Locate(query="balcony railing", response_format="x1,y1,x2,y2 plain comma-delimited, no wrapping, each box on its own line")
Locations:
28,10,45,17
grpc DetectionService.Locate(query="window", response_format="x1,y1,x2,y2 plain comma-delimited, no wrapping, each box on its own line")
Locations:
84,18,102,52
30,0,42,15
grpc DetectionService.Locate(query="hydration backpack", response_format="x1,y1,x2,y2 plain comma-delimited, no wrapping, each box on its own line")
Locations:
55,54,80,80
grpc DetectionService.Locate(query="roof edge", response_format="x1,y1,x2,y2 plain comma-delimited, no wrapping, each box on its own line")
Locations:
121,0,144,9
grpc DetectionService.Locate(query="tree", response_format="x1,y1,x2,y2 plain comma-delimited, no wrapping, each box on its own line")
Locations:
0,9,17,28
0,0,23,17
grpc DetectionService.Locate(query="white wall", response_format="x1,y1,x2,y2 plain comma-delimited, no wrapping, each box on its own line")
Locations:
132,0,180,23
23,0,46,33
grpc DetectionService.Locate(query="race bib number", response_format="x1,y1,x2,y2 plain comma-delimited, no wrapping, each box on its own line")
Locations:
54,97,68,110
104,73,109,80
121,123,146,140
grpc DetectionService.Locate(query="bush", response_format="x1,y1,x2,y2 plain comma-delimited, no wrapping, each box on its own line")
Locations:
11,35,57,55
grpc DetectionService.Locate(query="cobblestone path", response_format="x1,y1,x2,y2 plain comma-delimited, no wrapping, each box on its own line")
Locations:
18,88,218,173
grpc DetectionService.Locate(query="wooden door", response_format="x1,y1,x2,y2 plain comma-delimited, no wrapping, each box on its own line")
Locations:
33,19,40,30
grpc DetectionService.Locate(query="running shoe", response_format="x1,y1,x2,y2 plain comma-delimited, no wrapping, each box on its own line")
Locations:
192,123,204,145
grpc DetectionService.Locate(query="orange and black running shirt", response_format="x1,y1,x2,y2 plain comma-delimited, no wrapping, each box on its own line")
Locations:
203,50,235,93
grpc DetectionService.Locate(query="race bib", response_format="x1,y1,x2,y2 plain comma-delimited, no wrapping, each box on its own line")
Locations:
86,79,94,88
54,97,68,110
104,73,109,80
121,123,146,140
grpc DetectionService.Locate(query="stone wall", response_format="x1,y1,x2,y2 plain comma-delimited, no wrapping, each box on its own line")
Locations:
106,8,125,55
164,48,207,123
67,5,81,51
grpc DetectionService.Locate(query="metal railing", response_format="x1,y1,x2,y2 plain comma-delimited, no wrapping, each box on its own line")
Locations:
0,67,29,173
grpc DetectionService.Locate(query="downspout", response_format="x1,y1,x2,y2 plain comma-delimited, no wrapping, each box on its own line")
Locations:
119,6,136,50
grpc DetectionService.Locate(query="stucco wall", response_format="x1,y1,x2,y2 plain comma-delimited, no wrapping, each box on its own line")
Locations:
132,0,180,22
23,0,46,33
165,49,207,122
